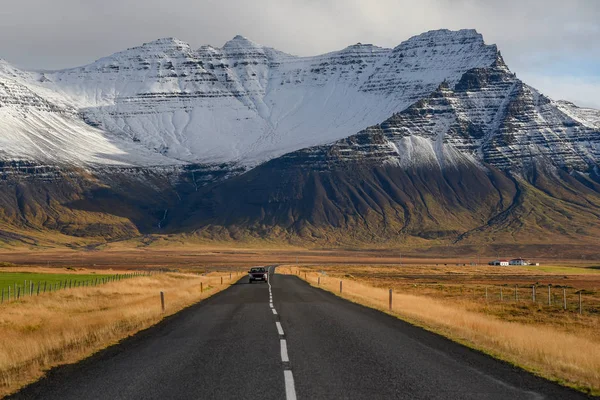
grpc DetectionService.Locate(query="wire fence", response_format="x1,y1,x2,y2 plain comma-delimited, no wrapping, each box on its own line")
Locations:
473,284,597,314
0,271,153,304
290,268,599,316
409,283,597,314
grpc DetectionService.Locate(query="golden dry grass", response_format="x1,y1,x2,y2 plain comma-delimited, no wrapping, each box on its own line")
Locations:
279,265,600,395
0,270,240,397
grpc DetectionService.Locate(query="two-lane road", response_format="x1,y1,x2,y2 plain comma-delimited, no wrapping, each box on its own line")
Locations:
11,268,590,399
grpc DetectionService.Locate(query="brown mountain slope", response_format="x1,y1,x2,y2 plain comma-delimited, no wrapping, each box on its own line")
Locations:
0,161,598,250
167,157,600,247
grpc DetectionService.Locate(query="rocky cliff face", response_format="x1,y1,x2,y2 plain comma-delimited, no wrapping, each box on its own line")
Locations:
280,72,600,175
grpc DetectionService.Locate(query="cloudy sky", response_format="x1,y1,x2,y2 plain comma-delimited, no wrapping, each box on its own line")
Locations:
1,0,598,108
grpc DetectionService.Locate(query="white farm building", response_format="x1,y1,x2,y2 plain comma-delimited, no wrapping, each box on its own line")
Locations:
509,258,529,266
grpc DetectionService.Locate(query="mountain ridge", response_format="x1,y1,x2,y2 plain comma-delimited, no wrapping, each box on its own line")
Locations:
0,29,598,248
0,29,513,167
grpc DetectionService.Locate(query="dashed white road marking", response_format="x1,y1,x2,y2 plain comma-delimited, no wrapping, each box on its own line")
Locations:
266,266,296,400
280,339,289,362
284,370,297,400
276,321,284,336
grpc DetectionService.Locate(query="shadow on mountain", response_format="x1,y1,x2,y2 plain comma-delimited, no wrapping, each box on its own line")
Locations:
1,154,599,250
165,157,518,242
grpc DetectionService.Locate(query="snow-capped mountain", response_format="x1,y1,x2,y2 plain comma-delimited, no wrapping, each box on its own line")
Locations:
281,58,600,173
0,29,599,247
1,29,521,167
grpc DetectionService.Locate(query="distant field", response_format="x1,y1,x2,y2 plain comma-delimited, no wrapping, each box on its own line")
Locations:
0,246,598,270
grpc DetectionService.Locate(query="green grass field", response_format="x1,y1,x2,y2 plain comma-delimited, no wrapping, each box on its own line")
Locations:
0,271,111,296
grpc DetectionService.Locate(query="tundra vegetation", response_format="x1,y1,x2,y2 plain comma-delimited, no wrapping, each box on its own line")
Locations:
0,267,240,397
279,263,600,395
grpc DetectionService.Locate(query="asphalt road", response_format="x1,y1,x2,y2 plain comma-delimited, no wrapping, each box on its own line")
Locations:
11,267,591,400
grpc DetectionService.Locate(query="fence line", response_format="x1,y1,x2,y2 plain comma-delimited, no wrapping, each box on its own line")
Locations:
295,270,596,316
0,271,155,305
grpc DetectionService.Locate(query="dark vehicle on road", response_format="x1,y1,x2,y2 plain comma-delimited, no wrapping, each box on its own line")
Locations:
248,267,268,283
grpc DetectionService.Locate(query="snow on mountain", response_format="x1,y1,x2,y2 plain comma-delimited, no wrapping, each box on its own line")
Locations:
0,62,179,166
0,29,598,171
555,101,600,130
279,58,600,174
0,29,513,167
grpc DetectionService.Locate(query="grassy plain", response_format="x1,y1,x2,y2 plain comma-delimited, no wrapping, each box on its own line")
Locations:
0,244,598,270
0,268,239,397
1,246,599,395
279,263,600,395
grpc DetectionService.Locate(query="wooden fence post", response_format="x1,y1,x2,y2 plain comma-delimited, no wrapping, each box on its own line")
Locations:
579,291,582,314
515,285,518,302
340,280,343,294
17,287,20,300
548,285,551,306
318,276,320,285
389,289,393,311
532,285,536,303
160,291,165,312
563,288,567,310
201,282,203,292
7,286,10,301
1,288,4,304
221,276,223,285
500,288,503,301
37,282,40,296
44,281,47,293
